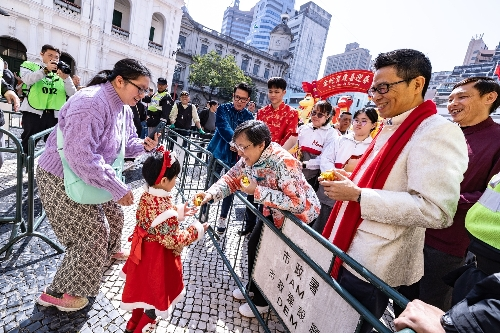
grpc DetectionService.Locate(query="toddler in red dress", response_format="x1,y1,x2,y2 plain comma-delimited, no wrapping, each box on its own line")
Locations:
120,146,208,332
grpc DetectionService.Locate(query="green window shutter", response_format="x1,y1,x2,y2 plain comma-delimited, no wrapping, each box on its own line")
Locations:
112,10,122,27
149,27,155,41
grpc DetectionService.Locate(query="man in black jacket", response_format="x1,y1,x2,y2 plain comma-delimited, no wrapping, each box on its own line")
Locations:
142,77,173,136
168,91,204,147
197,100,218,157
199,100,218,134
394,274,500,333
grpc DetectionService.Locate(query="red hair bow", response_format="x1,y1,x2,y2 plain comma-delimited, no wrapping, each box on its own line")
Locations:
154,145,176,185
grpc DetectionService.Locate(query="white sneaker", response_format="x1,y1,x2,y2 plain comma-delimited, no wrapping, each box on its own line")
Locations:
216,217,227,234
232,287,254,300
238,302,269,318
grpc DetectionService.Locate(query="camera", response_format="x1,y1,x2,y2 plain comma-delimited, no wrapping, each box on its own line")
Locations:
52,61,71,75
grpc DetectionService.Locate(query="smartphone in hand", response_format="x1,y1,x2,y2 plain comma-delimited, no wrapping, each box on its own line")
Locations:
148,120,167,140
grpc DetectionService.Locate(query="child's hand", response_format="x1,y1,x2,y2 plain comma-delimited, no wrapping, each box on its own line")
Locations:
202,223,209,232
193,192,212,206
183,202,198,216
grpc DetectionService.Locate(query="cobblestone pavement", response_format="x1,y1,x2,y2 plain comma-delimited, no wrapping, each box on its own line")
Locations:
0,134,396,333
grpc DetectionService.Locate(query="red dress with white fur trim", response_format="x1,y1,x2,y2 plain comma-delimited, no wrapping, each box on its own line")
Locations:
120,186,204,319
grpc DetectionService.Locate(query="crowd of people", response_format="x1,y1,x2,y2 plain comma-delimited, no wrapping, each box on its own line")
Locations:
2,45,500,333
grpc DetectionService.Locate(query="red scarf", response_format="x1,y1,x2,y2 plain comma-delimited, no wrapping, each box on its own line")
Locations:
322,100,437,279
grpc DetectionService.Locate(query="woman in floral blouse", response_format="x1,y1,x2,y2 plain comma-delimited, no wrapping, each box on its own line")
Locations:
195,119,320,318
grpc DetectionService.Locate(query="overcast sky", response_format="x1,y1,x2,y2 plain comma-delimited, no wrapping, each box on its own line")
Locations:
184,0,500,78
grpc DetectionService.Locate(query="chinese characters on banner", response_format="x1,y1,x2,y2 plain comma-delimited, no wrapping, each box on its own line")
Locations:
302,70,374,100
253,220,361,333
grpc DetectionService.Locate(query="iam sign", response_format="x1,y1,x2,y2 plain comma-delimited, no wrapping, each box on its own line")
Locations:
302,70,374,100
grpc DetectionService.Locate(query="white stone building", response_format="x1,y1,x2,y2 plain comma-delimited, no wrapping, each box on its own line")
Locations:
174,8,290,107
0,0,184,89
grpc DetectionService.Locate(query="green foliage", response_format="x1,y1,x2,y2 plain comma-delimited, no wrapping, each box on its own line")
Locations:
188,51,252,101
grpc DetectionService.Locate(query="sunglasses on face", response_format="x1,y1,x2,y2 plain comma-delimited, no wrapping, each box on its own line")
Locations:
311,111,326,118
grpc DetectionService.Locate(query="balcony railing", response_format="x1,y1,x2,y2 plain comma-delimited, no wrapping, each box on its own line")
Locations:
111,25,130,40
148,41,163,54
54,0,81,17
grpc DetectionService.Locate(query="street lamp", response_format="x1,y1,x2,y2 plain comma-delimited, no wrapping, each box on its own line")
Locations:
172,43,182,56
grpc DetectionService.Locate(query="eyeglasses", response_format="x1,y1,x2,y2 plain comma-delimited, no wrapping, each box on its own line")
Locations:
125,79,149,95
353,119,370,126
367,78,414,97
311,111,326,118
229,141,252,152
234,95,249,103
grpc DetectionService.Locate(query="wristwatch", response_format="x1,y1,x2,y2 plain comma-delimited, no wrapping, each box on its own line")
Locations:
440,312,456,331
356,192,361,203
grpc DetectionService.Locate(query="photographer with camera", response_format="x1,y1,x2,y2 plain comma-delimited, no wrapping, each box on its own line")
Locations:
19,44,76,153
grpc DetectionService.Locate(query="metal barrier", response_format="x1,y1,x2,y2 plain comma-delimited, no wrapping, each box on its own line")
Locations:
0,126,64,261
0,123,416,332
161,132,416,333
0,128,26,260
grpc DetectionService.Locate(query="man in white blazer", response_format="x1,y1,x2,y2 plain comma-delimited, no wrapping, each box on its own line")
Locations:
320,49,468,333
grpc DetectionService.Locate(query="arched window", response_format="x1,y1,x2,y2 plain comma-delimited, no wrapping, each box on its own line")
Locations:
148,12,165,53
0,36,27,75
112,0,132,39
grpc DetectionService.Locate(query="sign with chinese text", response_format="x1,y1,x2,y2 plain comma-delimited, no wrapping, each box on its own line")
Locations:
253,220,361,333
302,70,374,100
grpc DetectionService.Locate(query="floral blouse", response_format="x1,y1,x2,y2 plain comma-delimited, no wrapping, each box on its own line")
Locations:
206,142,320,227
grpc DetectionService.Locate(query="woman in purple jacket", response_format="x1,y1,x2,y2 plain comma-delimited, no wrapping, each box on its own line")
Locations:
35,59,159,312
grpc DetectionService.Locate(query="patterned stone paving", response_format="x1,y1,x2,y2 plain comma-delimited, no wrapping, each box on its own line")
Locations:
0,132,396,333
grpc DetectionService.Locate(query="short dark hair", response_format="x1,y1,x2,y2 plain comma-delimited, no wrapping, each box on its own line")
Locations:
353,107,379,132
453,77,500,114
233,120,271,149
208,100,218,107
267,77,287,90
233,82,252,97
142,150,181,186
340,112,352,117
373,49,432,98
86,58,151,87
41,44,60,55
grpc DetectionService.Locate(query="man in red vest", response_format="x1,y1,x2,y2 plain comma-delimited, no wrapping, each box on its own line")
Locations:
320,49,468,333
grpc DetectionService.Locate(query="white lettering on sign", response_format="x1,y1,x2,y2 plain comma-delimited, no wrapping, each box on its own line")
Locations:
253,221,361,333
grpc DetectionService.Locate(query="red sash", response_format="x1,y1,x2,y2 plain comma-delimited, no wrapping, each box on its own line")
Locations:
322,100,437,279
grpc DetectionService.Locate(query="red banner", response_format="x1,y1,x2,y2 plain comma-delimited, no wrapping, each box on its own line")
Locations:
302,70,374,100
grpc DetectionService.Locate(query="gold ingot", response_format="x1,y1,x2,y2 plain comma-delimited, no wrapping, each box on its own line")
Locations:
241,175,250,187
194,195,203,206
319,171,336,181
